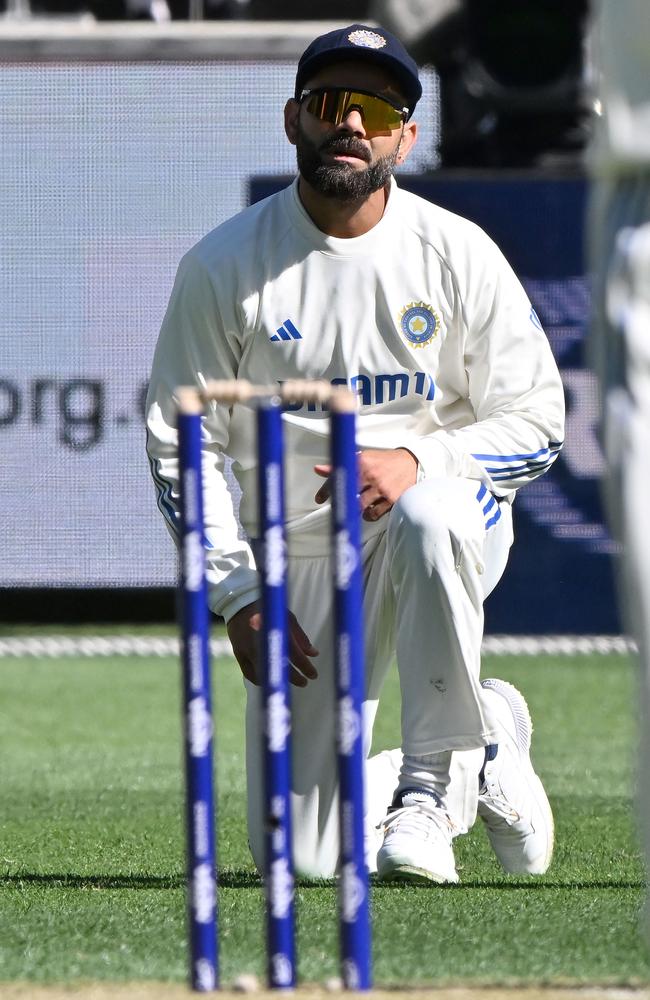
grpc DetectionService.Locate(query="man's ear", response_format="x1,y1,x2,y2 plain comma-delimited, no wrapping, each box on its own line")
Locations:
396,120,418,163
284,98,300,146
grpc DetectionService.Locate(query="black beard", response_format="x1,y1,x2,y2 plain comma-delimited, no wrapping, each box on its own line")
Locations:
295,124,400,202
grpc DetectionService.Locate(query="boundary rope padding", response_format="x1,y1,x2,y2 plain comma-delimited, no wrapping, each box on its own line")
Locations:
0,635,638,658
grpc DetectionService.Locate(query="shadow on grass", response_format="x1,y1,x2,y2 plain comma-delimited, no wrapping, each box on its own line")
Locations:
0,871,645,891
0,869,260,890
371,877,646,890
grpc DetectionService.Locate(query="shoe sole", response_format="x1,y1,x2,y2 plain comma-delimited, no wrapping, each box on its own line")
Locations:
480,677,554,874
482,676,533,754
377,861,459,885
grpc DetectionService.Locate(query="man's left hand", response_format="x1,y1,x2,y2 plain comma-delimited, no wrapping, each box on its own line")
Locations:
314,447,419,521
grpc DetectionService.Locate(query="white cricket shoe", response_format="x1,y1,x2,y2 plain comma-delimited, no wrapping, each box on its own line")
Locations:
478,677,554,875
376,788,459,884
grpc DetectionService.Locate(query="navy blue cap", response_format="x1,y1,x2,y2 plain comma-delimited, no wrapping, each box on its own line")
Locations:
295,23,422,118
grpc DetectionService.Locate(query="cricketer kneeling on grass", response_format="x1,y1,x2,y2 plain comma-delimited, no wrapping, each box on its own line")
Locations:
146,22,565,883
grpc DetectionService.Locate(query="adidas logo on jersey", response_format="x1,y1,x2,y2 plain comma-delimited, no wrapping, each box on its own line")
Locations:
270,319,302,342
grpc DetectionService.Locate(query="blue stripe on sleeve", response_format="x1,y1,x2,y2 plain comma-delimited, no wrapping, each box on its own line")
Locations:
484,458,553,475
487,456,560,481
472,441,563,463
148,456,179,534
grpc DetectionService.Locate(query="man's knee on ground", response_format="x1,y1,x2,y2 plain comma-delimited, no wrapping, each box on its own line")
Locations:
247,818,338,879
293,850,337,880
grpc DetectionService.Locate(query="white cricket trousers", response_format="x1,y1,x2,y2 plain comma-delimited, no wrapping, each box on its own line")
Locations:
244,476,514,877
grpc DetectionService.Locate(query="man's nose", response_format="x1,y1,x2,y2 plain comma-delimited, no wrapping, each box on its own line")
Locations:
337,107,366,136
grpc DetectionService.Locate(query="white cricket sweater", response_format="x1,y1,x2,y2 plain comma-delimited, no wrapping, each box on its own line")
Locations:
146,177,565,621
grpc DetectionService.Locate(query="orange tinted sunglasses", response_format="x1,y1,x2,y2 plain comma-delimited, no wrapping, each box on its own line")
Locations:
300,87,408,131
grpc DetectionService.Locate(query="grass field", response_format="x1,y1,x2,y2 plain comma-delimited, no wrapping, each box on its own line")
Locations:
0,625,648,991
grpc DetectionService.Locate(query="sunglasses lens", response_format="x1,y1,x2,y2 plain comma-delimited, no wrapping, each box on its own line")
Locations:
304,90,403,131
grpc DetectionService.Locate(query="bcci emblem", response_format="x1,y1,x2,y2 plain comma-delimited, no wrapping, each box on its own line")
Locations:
347,29,387,49
399,302,440,348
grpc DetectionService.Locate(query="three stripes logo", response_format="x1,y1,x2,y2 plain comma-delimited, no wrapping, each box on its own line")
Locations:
270,319,302,343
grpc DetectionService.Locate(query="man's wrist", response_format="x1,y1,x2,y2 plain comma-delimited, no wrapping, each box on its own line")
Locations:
397,447,423,483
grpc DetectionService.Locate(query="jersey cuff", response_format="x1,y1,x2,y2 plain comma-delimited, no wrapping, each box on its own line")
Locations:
207,565,260,624
211,587,261,625
397,435,454,480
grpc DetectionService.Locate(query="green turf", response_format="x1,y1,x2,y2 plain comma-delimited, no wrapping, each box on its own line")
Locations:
0,628,648,987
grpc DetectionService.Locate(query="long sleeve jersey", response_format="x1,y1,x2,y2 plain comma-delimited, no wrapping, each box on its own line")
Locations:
146,177,565,622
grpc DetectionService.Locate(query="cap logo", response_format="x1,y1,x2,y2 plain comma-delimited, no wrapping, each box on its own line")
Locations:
347,29,387,50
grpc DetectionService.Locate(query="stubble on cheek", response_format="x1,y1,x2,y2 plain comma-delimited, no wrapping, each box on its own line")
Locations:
295,123,399,201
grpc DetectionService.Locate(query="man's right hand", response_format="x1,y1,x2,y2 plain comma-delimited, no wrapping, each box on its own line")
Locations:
226,600,319,687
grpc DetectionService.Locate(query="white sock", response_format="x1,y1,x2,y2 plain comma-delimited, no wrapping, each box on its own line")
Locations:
397,750,453,803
